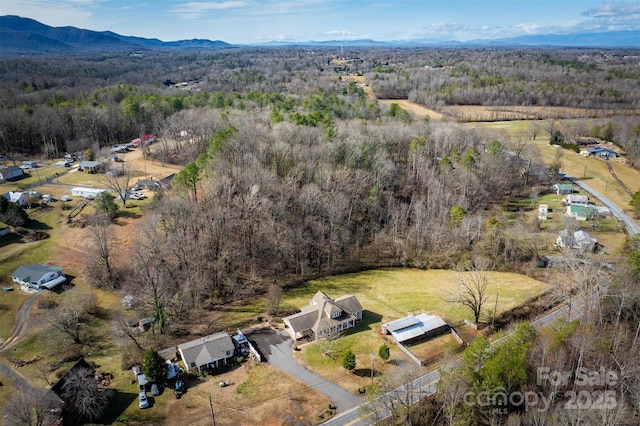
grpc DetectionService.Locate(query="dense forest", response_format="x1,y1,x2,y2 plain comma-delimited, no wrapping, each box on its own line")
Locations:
1,47,639,164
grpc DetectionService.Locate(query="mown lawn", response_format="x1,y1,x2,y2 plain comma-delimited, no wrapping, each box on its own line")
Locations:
283,268,549,325
287,268,550,392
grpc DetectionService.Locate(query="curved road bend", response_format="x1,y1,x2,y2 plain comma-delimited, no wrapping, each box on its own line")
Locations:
250,328,365,412
322,300,585,426
564,174,640,236
0,292,43,392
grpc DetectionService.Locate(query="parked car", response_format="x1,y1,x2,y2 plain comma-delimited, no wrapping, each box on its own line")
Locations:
129,192,145,200
138,392,149,409
174,380,185,399
151,383,160,396
131,184,143,191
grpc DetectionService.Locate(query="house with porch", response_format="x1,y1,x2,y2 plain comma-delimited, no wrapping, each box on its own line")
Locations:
178,331,236,374
282,291,363,341
11,264,66,290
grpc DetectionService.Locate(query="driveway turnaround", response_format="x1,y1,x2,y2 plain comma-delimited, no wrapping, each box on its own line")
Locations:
249,328,365,412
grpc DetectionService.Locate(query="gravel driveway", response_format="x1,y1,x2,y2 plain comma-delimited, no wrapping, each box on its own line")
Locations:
249,328,365,412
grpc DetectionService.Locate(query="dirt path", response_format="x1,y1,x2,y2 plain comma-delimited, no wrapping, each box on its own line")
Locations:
0,291,42,392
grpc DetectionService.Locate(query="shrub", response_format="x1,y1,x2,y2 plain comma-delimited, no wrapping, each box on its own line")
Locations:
37,299,57,310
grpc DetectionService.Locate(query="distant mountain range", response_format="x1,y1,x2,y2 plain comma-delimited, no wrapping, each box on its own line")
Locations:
0,15,232,56
1,15,638,57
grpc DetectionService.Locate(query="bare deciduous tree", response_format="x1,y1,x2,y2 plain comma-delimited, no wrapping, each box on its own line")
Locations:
452,258,491,323
61,366,112,423
3,388,59,426
104,164,136,206
266,284,283,315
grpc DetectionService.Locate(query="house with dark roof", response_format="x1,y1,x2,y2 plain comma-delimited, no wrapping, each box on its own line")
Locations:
282,291,363,341
177,331,236,374
11,264,66,290
0,165,24,181
78,160,104,173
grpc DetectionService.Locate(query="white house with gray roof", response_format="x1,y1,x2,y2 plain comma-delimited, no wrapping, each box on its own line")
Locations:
11,264,66,290
282,291,363,341
178,331,236,374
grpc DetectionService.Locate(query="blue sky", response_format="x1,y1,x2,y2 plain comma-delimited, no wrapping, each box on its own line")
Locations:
1,1,639,43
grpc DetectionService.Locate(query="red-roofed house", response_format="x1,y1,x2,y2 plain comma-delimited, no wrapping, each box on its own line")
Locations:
127,134,155,148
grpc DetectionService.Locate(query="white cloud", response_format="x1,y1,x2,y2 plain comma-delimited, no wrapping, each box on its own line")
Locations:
582,1,640,18
0,0,96,28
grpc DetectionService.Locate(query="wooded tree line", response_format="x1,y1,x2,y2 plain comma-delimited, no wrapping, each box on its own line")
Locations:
2,47,639,163
95,98,544,322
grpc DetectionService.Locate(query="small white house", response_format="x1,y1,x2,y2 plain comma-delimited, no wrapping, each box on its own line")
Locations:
11,264,66,290
22,160,38,169
71,187,107,199
538,204,549,220
3,191,28,206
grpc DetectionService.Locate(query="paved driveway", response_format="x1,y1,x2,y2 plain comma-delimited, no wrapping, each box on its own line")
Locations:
249,328,365,412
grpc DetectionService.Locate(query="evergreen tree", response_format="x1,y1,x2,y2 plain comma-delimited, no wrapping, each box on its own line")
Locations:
342,350,356,373
142,348,168,384
378,344,390,362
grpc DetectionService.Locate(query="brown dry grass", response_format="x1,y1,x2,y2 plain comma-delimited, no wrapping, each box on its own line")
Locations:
440,105,640,122
113,361,329,426
378,99,445,121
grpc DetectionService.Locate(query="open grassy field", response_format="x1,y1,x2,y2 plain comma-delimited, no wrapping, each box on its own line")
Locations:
288,268,549,392
440,105,639,122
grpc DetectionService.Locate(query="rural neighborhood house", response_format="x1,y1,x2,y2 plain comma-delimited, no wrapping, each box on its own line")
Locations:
0,165,24,181
282,291,363,341
11,264,66,290
177,331,236,374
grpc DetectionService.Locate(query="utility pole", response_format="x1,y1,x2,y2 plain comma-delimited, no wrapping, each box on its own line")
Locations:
492,291,499,327
371,354,376,387
209,394,216,426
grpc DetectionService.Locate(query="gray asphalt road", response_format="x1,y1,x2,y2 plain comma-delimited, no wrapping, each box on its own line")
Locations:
249,328,365,412
322,299,586,426
565,174,640,236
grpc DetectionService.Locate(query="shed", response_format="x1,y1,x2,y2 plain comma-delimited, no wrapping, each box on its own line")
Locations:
22,160,38,169
381,312,450,344
538,204,548,220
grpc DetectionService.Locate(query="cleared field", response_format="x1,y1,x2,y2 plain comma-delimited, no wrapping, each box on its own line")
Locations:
378,99,445,121
288,268,549,392
535,142,640,221
283,268,549,325
440,105,640,122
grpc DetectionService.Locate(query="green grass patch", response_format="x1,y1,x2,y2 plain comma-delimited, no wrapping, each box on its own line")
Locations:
283,268,549,325
235,363,278,397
